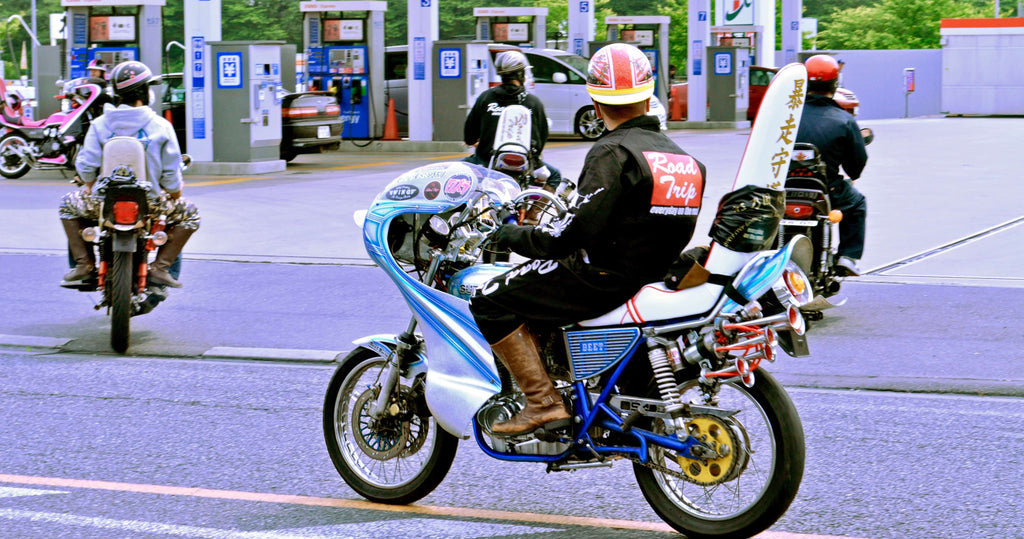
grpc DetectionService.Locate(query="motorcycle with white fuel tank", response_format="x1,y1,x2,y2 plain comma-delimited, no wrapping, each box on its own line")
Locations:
63,136,191,353
323,64,817,537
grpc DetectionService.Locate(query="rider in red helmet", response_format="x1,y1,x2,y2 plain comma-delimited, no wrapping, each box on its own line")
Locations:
469,43,707,437
796,54,870,276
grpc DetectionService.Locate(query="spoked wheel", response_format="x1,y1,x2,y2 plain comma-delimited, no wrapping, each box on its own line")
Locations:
633,371,805,538
575,106,605,140
108,250,133,354
0,133,32,179
323,348,459,504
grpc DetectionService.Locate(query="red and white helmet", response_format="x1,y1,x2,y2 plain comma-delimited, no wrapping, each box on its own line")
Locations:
805,55,840,83
586,43,654,105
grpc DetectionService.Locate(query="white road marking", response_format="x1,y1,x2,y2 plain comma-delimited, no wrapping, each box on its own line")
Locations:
0,487,67,498
0,509,558,538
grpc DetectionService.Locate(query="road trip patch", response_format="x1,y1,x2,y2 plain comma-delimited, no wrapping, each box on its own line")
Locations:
643,151,703,216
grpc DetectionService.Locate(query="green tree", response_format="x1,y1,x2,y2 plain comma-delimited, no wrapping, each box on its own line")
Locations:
817,0,1004,49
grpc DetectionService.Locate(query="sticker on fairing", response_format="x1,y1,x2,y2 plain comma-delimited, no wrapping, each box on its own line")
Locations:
385,184,420,201
443,174,474,200
644,151,703,216
424,181,441,200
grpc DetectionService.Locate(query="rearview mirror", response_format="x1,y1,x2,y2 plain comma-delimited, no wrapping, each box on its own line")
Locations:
180,154,193,172
552,72,568,84
860,128,874,145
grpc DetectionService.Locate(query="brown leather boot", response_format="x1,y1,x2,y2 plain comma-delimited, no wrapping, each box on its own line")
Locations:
61,219,95,282
148,226,195,288
490,325,571,436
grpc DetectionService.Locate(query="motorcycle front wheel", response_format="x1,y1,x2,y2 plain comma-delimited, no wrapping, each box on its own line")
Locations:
633,371,805,538
108,250,133,353
323,347,459,505
0,133,32,179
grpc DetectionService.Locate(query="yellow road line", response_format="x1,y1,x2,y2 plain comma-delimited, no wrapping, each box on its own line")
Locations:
425,154,472,161
322,160,401,170
0,473,671,532
0,473,861,537
186,177,264,187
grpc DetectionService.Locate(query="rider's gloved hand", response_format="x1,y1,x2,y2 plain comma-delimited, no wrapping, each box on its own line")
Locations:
497,204,517,225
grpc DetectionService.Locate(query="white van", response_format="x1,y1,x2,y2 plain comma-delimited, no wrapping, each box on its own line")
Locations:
522,48,667,140
383,45,666,140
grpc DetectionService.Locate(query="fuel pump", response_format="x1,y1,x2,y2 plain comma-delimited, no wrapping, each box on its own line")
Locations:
62,0,164,80
601,16,670,107
301,1,386,140
474,7,547,50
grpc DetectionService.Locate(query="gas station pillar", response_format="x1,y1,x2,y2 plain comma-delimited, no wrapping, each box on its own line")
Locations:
184,0,221,165
407,0,438,141
781,0,802,65
567,0,595,58
687,0,710,123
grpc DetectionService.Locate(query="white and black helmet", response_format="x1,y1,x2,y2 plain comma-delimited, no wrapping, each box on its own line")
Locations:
494,51,529,75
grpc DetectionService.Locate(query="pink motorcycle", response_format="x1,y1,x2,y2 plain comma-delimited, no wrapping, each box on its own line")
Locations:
0,77,103,179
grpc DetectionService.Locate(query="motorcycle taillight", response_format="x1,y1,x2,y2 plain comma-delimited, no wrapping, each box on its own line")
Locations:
497,153,526,171
784,202,814,219
112,200,140,225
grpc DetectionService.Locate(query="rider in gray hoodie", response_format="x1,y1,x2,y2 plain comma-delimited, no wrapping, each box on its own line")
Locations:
60,60,200,287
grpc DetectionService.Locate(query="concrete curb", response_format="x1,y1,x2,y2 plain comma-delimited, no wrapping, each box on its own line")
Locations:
201,346,343,363
0,334,73,350
2,334,1021,397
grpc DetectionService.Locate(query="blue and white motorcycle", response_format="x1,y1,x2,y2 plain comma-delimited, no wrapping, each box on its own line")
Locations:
323,64,815,537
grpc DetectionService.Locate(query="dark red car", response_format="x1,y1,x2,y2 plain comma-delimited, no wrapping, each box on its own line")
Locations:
667,66,860,122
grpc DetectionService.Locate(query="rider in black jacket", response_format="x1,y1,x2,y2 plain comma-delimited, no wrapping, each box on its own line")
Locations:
795,55,869,276
470,43,706,437
463,50,562,192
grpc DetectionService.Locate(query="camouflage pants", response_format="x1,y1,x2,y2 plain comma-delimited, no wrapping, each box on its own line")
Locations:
58,189,201,230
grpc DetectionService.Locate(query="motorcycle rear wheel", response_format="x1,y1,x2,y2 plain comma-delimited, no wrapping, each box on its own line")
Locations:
323,347,458,505
0,133,32,179
109,250,132,353
633,371,805,538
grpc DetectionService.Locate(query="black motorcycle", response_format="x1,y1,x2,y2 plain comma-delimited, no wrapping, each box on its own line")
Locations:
775,129,873,319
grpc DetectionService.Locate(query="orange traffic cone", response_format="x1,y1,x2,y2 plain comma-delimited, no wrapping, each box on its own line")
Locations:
382,98,400,141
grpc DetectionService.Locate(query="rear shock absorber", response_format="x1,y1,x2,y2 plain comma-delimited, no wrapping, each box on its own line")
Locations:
646,339,684,414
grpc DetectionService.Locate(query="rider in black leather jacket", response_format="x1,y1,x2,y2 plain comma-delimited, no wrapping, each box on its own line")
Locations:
795,54,869,276
470,44,706,438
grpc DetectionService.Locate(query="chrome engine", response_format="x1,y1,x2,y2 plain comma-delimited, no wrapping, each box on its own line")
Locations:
476,393,570,456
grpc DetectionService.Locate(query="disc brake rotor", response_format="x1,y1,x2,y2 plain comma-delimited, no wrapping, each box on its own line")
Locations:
677,414,746,486
351,388,410,460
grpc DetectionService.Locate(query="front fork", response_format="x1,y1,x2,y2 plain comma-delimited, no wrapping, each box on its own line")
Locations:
367,254,444,420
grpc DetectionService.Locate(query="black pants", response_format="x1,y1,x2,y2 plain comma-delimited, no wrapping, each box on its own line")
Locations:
469,254,641,344
835,193,867,260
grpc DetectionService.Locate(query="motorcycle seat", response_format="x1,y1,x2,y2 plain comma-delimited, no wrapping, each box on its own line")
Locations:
2,108,46,128
577,281,724,327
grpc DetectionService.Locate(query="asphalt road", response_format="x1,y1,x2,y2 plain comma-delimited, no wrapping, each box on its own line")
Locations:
1,349,1022,539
